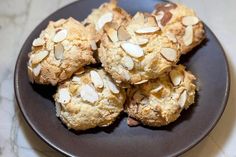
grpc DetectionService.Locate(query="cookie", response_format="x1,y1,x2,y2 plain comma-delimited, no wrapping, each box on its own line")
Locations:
54,68,126,130
99,12,181,85
125,65,196,127
152,2,205,54
27,17,95,85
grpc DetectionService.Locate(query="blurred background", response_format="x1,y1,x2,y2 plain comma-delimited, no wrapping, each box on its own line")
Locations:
0,0,235,156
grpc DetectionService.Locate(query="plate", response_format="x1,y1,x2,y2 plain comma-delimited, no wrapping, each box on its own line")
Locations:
14,0,230,156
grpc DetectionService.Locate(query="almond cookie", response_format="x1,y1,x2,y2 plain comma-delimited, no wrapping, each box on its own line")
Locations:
99,12,181,85
125,65,196,127
54,68,126,130
152,2,205,54
27,17,95,85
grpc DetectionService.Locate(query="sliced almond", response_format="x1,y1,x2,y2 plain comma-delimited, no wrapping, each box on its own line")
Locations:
107,28,118,43
122,69,131,81
178,90,187,108
58,88,71,104
53,29,67,43
134,80,148,85
90,40,97,50
183,25,193,46
97,12,113,30
121,42,144,58
80,85,99,103
69,84,79,94
161,11,172,26
121,56,134,70
127,117,140,126
55,102,61,117
135,27,159,34
166,32,177,43
169,69,184,86
72,76,81,83
27,66,34,83
160,48,177,62
117,26,131,41
182,16,199,26
54,43,64,60
155,11,164,21
134,37,149,45
151,84,163,93
90,70,104,88
32,64,41,76
31,50,49,64
32,38,45,46
106,79,119,94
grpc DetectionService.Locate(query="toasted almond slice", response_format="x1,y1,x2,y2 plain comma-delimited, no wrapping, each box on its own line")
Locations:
135,37,149,45
134,80,148,85
169,69,184,86
58,88,71,104
151,84,163,93
97,12,113,30
160,48,177,62
135,27,160,34
127,117,140,126
178,90,187,108
80,85,99,103
121,42,144,58
122,69,131,81
31,50,49,64
155,11,164,21
32,64,41,76
90,40,97,50
166,32,177,43
54,43,64,60
27,66,34,83
183,25,193,46
90,70,104,88
118,26,131,41
53,29,67,43
72,76,81,83
55,102,61,117
107,28,118,43
32,38,45,46
106,79,119,94
182,16,199,26
121,56,134,70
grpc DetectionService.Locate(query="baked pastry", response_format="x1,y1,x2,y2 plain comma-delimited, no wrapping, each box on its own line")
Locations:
27,17,95,85
54,68,126,130
125,65,196,127
152,2,205,54
99,12,181,85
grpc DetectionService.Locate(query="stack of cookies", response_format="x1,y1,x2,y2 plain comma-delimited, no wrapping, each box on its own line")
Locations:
27,0,205,130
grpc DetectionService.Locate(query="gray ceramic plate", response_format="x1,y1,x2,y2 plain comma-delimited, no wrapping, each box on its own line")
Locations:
14,0,230,156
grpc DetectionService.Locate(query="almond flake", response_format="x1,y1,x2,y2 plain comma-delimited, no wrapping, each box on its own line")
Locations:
127,117,140,126
155,11,164,21
97,12,113,30
169,69,184,86
106,79,119,94
90,70,104,88
32,64,41,76
54,43,64,60
134,37,149,45
121,56,134,70
27,66,34,83
135,27,159,34
72,76,81,83
182,16,199,26
58,88,71,104
32,38,45,46
117,26,131,41
134,80,148,85
183,25,193,46
160,48,177,62
31,50,49,64
80,85,99,103
107,28,118,42
151,84,163,93
55,102,61,117
90,40,97,50
53,29,67,43
166,32,177,43
121,42,144,58
178,90,187,108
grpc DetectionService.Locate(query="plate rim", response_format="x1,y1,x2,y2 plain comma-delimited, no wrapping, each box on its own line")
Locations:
14,0,231,156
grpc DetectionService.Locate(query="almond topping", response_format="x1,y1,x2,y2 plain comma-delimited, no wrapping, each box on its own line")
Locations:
169,69,184,86
134,37,149,45
97,12,113,30
80,85,99,103
127,117,140,126
117,26,131,41
178,90,187,108
106,79,119,94
53,29,67,43
32,64,41,76
183,25,193,46
90,40,97,50
182,16,199,26
55,102,61,117
72,76,81,83
134,80,148,85
135,27,159,34
121,56,134,70
32,38,45,46
121,42,144,58
31,50,49,64
166,32,177,43
90,70,104,88
58,88,71,104
54,43,64,60
160,48,177,62
107,28,118,43
151,84,163,93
